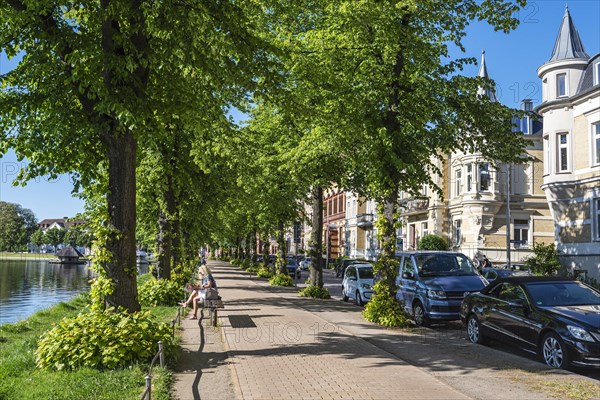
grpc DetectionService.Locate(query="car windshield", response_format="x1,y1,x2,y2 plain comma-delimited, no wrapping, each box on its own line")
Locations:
357,268,374,279
527,281,600,306
415,254,476,276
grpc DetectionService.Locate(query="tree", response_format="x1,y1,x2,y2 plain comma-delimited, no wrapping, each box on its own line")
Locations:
524,243,561,276
30,229,45,251
418,234,448,251
266,0,531,324
45,227,65,251
0,1,272,312
0,201,36,251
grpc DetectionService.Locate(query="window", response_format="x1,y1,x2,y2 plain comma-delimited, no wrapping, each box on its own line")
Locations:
338,196,344,213
593,123,600,166
513,218,529,248
479,163,491,191
454,168,462,197
544,136,550,174
595,63,600,86
333,198,338,214
594,198,600,241
466,164,473,192
542,78,547,101
453,219,462,246
558,133,569,172
557,73,566,97
512,164,529,195
421,222,429,238
401,256,415,277
421,184,428,196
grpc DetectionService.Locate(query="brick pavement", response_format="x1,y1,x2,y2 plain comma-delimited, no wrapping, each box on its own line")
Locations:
172,261,471,400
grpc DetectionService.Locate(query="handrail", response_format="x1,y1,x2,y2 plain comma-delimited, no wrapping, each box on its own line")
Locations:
140,304,184,400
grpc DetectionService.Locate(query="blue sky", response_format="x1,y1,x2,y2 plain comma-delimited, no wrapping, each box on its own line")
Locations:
1,0,599,221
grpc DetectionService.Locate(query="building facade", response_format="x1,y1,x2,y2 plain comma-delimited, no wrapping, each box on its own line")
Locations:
536,6,600,279
396,52,554,265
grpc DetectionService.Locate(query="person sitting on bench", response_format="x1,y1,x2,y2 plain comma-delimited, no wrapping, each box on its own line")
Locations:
181,265,217,320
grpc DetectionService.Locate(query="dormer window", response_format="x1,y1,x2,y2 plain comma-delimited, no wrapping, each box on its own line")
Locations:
595,63,600,86
557,73,567,97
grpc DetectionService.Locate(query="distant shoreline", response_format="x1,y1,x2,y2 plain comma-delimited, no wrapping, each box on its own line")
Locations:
0,253,57,261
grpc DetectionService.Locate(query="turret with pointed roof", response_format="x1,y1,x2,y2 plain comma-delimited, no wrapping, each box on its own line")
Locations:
537,6,591,103
548,5,589,62
477,50,497,102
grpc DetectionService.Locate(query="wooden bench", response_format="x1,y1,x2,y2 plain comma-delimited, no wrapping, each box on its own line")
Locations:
203,298,224,327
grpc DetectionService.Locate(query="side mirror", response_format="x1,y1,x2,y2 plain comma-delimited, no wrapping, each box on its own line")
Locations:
348,276,357,281
402,271,414,280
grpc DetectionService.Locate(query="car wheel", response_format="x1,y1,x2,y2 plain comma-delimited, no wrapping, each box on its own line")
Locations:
413,301,430,327
342,287,349,302
466,314,488,345
355,290,363,306
541,332,571,369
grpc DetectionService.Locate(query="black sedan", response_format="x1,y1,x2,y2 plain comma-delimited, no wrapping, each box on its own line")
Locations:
460,276,600,369
481,267,532,282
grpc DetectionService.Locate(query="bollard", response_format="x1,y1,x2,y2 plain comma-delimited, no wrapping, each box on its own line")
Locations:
158,341,164,368
145,375,152,400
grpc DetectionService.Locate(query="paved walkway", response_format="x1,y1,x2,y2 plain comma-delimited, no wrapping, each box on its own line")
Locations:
172,261,471,400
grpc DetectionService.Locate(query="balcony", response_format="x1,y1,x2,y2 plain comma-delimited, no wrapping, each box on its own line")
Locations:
356,213,374,228
404,198,430,212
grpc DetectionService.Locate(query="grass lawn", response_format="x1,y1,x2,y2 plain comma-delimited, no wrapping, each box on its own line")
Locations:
0,292,181,400
0,252,57,260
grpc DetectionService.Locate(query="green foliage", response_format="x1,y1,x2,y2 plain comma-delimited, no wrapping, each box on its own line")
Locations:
89,274,115,312
44,227,66,250
0,201,37,251
298,285,330,299
256,267,273,279
0,294,171,399
362,281,410,327
138,277,184,307
269,274,293,287
418,234,448,250
35,308,174,371
524,242,561,276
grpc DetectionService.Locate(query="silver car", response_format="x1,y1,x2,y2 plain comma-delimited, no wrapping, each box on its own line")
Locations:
342,263,375,306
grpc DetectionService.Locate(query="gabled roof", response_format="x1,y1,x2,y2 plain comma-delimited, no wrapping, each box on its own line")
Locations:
477,50,497,102
548,5,589,62
56,246,83,258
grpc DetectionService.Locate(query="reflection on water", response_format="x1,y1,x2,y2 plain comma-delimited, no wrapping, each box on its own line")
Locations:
0,260,94,325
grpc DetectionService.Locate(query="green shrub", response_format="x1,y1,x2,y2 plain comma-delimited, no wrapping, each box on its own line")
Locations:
256,267,273,279
298,285,330,299
269,274,293,287
35,309,174,370
362,281,410,327
524,242,561,276
138,277,184,307
418,234,448,250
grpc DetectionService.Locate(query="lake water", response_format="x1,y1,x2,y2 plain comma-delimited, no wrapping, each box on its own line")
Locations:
0,259,94,325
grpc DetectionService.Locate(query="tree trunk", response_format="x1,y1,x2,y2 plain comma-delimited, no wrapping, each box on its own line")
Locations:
156,210,171,279
276,220,287,275
309,185,324,288
377,186,399,293
104,130,141,313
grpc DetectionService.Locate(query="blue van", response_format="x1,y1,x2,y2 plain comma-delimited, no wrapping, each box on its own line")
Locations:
395,251,487,326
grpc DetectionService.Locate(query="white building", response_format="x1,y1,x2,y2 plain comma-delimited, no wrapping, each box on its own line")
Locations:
536,6,600,279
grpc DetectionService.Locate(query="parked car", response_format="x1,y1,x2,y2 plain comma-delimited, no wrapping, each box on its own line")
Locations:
335,258,363,277
395,251,487,326
481,267,532,282
460,276,600,369
342,263,375,306
299,257,312,271
286,258,302,279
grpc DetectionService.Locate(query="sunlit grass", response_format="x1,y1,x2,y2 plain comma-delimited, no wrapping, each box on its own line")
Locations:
0,293,178,400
